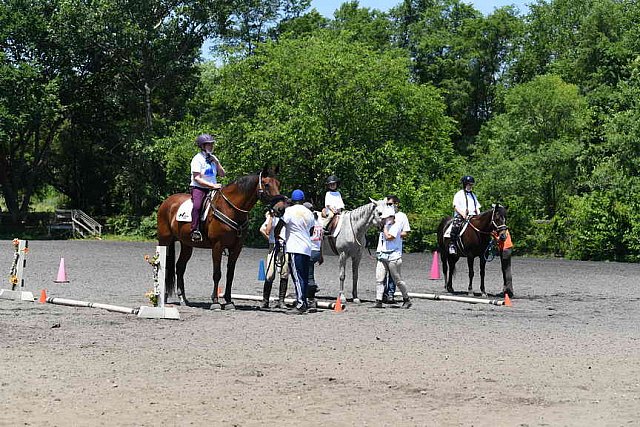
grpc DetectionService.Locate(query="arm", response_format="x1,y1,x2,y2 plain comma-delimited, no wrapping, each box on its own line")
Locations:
259,214,272,240
193,173,222,190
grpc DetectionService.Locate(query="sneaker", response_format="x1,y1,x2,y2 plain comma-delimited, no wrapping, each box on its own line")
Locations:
274,299,287,309
448,244,457,255
402,299,412,309
307,299,318,313
260,300,270,309
374,300,383,308
191,230,203,242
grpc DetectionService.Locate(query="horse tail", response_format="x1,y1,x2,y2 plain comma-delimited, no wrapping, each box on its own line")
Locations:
165,240,176,296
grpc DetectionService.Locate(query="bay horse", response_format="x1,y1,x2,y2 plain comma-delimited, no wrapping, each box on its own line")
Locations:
157,167,285,309
326,198,387,303
436,204,508,297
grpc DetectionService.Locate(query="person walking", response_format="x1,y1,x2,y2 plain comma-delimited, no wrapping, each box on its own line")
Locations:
189,133,225,242
374,206,412,309
274,189,315,314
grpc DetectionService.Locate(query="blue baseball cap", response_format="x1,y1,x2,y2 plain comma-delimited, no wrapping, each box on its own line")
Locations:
291,189,305,201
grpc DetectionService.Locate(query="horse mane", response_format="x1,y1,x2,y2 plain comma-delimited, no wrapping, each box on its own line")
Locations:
347,202,375,227
229,173,258,194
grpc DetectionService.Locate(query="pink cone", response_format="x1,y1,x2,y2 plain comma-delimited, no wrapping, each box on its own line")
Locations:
429,251,441,280
54,257,69,283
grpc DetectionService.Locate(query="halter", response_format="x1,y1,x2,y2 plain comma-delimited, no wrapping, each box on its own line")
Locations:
467,205,508,235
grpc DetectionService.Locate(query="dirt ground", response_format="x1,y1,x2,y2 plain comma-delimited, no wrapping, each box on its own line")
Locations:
0,239,639,426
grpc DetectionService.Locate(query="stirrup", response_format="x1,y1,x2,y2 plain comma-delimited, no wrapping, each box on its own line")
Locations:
190,230,203,242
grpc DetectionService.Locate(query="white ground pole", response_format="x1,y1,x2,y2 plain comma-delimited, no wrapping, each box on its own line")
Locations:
230,293,337,310
137,246,180,320
0,239,34,302
394,291,505,306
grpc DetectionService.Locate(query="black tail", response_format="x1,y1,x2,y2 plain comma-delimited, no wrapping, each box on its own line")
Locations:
165,241,176,296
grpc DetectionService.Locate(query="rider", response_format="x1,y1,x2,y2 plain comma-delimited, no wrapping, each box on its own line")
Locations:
449,175,481,255
190,133,225,242
322,175,344,220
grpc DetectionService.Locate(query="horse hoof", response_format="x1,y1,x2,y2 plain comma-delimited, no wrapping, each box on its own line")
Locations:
446,287,454,293
352,298,361,304
481,293,488,298
223,302,236,311
468,291,474,297
210,303,223,311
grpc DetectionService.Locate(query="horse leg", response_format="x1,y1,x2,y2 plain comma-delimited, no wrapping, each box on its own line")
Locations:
210,244,225,310
467,256,475,296
440,251,449,291
479,256,487,298
351,254,362,303
176,244,193,306
338,252,348,303
221,246,241,310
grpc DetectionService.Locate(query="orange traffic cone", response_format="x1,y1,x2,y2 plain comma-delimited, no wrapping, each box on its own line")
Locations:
504,293,512,307
429,251,441,280
54,258,69,283
38,289,47,304
333,293,343,312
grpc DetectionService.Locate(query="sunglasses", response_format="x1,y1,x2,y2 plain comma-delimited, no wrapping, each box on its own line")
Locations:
386,202,398,206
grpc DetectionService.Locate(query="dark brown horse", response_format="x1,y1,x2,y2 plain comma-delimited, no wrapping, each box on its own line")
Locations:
437,204,508,297
157,167,285,309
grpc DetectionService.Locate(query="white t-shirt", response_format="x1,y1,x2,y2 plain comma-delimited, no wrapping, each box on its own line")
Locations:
394,211,411,234
310,217,323,252
325,191,345,211
190,152,218,188
453,190,481,217
376,221,403,261
260,215,285,244
282,204,314,256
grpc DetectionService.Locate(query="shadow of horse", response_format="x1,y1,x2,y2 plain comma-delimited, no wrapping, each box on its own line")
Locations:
436,204,509,297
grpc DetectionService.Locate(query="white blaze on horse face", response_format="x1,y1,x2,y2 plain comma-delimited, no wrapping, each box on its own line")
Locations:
371,198,387,227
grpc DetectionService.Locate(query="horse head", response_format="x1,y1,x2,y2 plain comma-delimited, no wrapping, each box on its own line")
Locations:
491,204,508,241
369,197,388,228
259,166,286,217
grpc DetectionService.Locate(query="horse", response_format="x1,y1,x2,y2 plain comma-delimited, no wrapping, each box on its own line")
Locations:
325,198,388,303
157,167,285,309
436,204,508,297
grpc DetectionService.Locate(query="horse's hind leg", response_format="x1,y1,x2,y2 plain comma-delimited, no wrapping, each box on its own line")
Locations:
176,244,193,305
440,251,449,291
479,257,487,297
351,254,362,303
467,256,475,296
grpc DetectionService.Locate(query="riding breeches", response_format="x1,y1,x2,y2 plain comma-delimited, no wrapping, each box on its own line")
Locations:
375,258,408,301
190,186,208,232
265,243,289,283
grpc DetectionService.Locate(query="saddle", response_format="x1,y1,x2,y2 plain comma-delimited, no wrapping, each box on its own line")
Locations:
176,191,214,223
444,218,470,255
324,214,341,237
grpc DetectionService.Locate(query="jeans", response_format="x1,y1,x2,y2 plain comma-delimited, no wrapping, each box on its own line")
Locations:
384,274,396,299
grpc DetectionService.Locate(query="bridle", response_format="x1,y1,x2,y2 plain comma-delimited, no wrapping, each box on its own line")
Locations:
467,205,508,236
210,171,284,233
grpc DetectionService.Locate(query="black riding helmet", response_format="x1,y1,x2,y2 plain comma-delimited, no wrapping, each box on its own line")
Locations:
325,175,340,186
461,175,475,188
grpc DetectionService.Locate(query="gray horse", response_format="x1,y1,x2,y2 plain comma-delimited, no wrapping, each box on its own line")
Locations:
327,198,387,303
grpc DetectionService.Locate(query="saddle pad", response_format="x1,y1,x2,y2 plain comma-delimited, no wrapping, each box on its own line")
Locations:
176,199,210,223
443,220,469,238
332,214,344,238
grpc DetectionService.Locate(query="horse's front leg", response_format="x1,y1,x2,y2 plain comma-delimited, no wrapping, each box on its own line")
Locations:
221,246,241,310
467,256,475,296
479,256,487,297
176,244,193,306
338,252,348,303
210,243,224,310
351,253,362,303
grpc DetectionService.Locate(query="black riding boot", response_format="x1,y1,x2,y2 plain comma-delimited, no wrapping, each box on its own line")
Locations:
275,278,288,309
307,285,318,312
261,280,273,309
449,220,461,254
